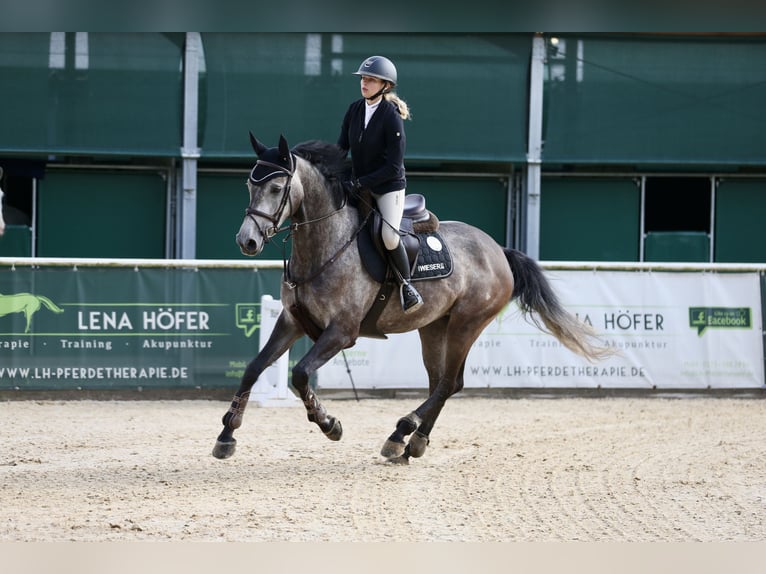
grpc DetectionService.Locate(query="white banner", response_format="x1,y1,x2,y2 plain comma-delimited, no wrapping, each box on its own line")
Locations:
316,271,764,390
251,295,299,406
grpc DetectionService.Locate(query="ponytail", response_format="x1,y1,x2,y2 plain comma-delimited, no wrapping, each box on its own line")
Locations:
385,92,411,120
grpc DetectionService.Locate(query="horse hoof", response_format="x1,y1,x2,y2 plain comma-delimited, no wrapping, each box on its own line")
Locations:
212,439,237,459
380,438,405,459
386,455,410,465
323,417,343,441
408,431,429,458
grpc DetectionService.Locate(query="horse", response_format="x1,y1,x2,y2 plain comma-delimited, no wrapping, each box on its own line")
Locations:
0,166,6,237
212,134,612,464
0,293,64,333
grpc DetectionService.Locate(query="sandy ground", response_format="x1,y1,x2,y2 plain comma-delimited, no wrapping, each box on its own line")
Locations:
1,395,764,542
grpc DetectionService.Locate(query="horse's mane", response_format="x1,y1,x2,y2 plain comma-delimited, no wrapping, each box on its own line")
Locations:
291,140,350,209
292,140,348,176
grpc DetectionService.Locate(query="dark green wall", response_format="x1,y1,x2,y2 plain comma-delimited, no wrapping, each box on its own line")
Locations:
408,176,508,246
715,179,766,262
0,33,184,157
0,226,32,257
3,32,764,167
37,170,167,258
543,35,766,166
199,33,531,162
540,177,640,261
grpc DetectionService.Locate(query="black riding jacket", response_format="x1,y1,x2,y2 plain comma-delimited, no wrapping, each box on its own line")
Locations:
337,97,406,195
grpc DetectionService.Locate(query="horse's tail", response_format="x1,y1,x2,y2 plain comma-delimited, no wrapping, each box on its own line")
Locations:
505,248,614,362
37,295,64,314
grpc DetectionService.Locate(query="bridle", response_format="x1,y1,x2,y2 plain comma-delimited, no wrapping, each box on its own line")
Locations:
245,154,354,248
243,153,372,289
244,157,296,243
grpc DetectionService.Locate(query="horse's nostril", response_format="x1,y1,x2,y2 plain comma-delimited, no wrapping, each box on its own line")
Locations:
246,239,257,251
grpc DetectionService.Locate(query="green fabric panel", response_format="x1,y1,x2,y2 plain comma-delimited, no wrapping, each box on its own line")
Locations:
37,170,167,258
0,34,50,155
0,225,32,256
199,33,530,162
0,33,183,156
644,232,710,262
543,35,766,165
715,179,766,263
408,176,508,246
540,178,640,261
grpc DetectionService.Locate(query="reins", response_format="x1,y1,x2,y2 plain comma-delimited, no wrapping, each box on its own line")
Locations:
284,209,370,289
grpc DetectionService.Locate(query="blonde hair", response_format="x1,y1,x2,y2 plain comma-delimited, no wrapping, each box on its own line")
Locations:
385,91,411,120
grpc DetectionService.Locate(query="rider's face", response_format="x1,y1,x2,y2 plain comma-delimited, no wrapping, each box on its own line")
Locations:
360,75,386,99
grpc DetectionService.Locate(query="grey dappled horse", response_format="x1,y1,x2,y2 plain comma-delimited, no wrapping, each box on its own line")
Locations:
213,135,611,464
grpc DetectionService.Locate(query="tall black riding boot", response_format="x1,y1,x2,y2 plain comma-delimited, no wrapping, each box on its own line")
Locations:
387,242,424,314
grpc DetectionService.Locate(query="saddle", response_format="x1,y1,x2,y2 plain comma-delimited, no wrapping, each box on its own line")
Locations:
288,192,453,345
356,192,453,338
358,193,435,281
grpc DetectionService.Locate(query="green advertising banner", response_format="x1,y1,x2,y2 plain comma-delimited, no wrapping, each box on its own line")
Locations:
0,263,290,391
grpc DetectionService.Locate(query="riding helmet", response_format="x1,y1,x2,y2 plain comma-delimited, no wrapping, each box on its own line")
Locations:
353,55,397,86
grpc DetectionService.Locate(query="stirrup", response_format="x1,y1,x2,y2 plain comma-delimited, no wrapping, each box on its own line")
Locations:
400,283,423,314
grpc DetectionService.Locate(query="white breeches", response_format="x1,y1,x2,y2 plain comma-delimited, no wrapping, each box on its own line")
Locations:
373,189,405,251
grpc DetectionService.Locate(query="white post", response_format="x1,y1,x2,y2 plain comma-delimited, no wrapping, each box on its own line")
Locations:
525,33,546,260
251,295,299,407
179,32,201,259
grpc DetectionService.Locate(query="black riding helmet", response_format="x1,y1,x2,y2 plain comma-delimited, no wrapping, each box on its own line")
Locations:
353,55,398,98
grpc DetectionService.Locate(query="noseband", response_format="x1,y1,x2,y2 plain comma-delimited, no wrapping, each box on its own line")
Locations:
245,156,295,243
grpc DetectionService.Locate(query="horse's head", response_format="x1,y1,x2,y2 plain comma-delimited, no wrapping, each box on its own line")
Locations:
236,133,300,256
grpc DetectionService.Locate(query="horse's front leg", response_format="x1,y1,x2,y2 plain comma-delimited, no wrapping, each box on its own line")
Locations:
291,324,356,442
212,311,303,459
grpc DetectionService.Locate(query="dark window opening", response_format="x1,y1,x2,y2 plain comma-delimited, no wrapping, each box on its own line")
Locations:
1,173,34,227
644,177,711,233
0,160,43,227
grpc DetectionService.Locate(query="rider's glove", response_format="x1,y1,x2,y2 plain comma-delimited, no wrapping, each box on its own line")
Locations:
345,178,363,193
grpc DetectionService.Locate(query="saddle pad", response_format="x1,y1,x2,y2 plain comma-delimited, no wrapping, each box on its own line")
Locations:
411,232,453,282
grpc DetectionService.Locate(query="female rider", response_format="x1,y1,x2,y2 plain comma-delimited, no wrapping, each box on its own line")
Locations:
337,55,423,314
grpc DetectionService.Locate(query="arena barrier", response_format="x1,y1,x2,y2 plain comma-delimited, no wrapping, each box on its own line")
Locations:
317,262,766,390
1,258,764,392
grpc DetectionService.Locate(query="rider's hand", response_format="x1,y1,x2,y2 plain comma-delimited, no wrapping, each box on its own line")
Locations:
345,178,363,193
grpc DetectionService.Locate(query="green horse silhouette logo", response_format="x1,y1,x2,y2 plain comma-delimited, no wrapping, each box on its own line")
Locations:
0,293,64,333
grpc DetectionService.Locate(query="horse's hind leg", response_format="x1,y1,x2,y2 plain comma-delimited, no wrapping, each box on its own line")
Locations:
381,313,492,463
212,311,303,459
406,360,466,459
380,318,449,462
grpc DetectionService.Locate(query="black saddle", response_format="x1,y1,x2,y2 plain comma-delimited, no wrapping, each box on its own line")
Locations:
356,193,453,338
357,194,452,283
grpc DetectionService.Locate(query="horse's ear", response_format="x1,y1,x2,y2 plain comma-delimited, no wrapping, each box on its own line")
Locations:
278,134,293,170
278,134,290,160
249,132,267,156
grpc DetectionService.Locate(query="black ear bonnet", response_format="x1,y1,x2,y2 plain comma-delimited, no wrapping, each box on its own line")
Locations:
248,133,294,184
